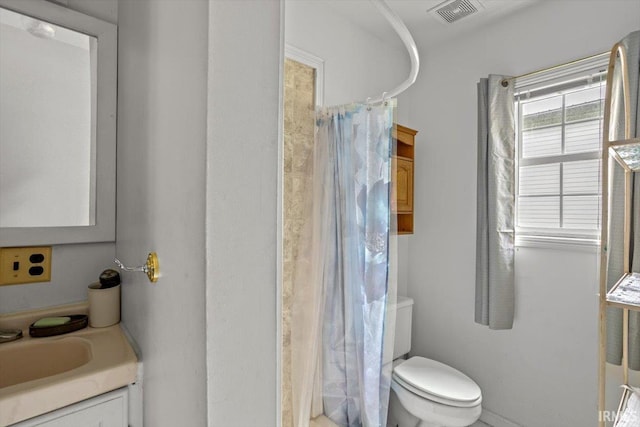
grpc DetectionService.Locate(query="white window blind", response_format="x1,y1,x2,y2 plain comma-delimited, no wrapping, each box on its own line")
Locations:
515,54,608,241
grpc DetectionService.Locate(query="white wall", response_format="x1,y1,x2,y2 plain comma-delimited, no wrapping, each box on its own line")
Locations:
0,242,115,313
285,0,410,117
285,0,412,297
63,0,117,25
405,1,640,426
118,0,282,425
206,1,281,425
117,0,208,425
0,0,116,315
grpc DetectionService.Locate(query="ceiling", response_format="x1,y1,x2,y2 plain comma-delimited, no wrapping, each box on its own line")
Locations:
323,0,542,51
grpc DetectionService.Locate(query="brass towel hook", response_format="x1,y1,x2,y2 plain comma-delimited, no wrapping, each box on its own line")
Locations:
114,252,159,283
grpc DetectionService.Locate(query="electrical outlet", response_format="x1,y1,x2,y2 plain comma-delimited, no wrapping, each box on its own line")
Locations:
0,247,52,286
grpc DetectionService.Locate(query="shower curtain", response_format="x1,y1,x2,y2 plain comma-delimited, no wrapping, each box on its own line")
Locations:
291,102,396,427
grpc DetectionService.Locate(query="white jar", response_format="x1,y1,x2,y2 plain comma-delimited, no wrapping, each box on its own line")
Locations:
88,282,121,327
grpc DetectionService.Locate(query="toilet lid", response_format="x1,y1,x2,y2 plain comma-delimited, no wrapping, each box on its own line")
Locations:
393,357,481,405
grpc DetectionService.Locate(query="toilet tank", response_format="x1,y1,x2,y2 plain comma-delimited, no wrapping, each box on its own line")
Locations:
393,296,413,359
383,296,414,365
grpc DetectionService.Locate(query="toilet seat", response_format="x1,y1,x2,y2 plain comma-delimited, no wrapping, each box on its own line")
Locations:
392,357,482,408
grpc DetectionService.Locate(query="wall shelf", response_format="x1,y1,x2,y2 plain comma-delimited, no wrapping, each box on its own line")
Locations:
392,124,417,235
598,40,640,427
607,273,640,311
610,139,640,172
613,386,640,427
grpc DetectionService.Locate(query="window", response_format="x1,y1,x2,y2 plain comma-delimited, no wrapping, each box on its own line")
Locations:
515,55,608,242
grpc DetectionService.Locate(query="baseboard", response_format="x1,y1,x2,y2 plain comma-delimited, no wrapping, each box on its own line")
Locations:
480,408,522,427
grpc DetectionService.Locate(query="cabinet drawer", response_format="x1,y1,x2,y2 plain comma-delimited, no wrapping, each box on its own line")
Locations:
12,388,128,427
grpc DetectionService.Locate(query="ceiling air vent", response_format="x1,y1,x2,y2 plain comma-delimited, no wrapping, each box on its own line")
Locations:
428,0,484,24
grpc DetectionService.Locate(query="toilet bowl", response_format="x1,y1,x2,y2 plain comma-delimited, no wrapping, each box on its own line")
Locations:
389,357,481,427
386,297,482,427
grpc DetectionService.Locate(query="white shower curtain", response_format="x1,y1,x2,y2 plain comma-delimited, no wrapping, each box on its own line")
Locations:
291,102,397,427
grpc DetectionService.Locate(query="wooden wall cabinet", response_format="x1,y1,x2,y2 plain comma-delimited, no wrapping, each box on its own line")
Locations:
392,124,417,235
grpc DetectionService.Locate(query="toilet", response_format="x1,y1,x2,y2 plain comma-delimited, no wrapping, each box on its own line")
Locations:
386,297,482,427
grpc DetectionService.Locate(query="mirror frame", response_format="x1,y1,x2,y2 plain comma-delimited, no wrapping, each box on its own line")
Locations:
0,0,116,246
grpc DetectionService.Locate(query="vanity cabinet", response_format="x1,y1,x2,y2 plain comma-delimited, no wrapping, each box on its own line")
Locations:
392,124,417,234
12,388,128,427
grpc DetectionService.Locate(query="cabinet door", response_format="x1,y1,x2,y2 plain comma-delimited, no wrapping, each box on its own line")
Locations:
13,388,127,427
393,157,413,213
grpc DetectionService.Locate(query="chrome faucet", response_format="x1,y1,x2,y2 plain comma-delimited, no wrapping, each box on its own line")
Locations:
0,329,23,344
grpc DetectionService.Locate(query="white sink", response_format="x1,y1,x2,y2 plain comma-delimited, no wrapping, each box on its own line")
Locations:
0,302,138,426
0,338,92,389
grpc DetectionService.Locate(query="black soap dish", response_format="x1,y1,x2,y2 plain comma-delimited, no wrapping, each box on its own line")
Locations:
29,314,88,338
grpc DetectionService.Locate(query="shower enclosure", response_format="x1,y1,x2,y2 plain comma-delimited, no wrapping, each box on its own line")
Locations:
288,101,398,427
282,2,419,426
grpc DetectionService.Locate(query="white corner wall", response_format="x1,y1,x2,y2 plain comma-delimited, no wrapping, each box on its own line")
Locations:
117,0,208,425
404,1,640,426
118,0,281,425
285,0,410,114
206,1,281,426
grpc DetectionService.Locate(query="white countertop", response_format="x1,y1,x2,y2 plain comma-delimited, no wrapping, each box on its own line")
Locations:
0,302,138,426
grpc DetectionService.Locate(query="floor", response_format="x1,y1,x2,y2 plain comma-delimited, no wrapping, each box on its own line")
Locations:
352,415,492,427
384,420,491,427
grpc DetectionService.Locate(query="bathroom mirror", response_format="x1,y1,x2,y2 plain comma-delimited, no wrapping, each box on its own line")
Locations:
0,0,116,245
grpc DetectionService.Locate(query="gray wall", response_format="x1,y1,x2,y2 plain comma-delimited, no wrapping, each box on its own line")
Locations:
117,0,208,425
404,1,640,426
0,0,116,315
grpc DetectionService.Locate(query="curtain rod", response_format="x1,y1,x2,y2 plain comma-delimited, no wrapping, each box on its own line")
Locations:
501,51,608,86
362,0,419,104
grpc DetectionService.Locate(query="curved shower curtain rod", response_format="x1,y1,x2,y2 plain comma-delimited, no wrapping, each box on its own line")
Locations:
365,0,420,105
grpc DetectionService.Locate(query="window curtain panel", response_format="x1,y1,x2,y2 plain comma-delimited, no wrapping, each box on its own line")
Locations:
290,102,396,427
606,30,640,369
475,75,516,330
